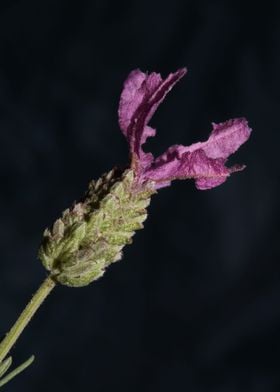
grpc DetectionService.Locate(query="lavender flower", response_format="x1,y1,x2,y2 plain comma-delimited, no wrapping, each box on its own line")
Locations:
39,67,252,288
119,68,252,190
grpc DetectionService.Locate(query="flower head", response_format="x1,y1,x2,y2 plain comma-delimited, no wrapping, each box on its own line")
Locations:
118,68,252,190
39,67,252,287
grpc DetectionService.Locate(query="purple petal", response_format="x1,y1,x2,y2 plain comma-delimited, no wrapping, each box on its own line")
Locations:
118,68,187,172
144,118,252,190
118,68,251,191
200,118,252,159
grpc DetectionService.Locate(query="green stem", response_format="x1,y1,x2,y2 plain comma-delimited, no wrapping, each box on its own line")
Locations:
0,276,56,363
0,355,34,388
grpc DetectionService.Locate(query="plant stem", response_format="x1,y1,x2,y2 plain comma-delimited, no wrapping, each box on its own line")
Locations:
0,355,34,388
0,276,56,363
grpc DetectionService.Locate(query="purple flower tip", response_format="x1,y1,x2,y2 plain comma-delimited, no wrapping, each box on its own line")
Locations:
118,68,252,190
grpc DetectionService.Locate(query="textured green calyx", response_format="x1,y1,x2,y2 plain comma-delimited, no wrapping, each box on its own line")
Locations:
38,169,155,287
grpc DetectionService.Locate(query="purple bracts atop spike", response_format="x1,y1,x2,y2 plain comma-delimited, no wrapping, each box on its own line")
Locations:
118,68,252,190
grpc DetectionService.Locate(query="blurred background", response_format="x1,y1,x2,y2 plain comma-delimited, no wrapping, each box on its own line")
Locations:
0,1,279,391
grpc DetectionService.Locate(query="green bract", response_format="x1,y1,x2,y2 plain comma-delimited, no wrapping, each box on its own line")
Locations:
38,169,155,287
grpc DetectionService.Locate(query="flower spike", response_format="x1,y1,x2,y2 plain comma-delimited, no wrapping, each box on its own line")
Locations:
39,67,252,287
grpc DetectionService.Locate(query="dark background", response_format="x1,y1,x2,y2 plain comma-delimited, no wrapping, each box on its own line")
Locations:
0,1,279,391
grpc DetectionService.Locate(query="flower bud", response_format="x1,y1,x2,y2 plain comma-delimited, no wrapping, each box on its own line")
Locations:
38,169,155,287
